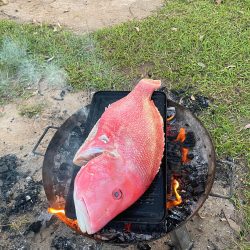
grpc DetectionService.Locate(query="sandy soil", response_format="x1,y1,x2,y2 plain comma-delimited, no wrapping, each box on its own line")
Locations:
0,89,242,250
0,0,163,33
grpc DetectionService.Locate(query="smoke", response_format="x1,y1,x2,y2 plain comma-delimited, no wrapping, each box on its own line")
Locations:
44,63,67,87
0,38,27,67
0,37,68,102
17,59,42,85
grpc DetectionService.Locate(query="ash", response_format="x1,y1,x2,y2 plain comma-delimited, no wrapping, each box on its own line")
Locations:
9,178,42,214
0,154,20,201
51,236,76,250
51,235,101,250
167,89,210,115
0,154,42,233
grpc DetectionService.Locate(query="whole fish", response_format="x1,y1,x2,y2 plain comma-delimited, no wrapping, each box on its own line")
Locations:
73,79,164,234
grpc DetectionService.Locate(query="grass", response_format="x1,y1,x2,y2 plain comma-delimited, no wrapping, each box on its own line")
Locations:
0,20,125,100
0,0,249,245
0,37,68,104
19,103,45,118
94,0,250,163
94,0,250,243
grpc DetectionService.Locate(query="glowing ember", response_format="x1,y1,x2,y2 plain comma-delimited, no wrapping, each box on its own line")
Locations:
48,207,80,232
181,147,189,163
124,223,132,232
166,179,182,209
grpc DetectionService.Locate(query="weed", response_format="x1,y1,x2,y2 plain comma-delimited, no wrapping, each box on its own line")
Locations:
19,103,45,118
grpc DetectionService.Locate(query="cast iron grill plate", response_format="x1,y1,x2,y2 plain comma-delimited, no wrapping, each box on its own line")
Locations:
65,91,167,224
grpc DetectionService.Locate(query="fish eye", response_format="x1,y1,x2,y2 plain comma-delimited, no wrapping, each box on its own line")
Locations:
112,189,122,200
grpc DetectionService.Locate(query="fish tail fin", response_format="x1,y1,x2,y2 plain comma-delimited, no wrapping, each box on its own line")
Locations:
133,79,161,98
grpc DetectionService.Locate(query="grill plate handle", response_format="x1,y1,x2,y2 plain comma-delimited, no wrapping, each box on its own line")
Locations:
32,126,59,156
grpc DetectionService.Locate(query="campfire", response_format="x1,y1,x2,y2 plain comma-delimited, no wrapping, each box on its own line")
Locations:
48,208,79,232
40,93,215,243
166,178,182,209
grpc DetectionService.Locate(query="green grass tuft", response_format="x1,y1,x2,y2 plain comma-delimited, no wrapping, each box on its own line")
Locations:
19,103,45,118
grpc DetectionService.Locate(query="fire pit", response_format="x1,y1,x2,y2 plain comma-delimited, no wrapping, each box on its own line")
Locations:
34,91,215,244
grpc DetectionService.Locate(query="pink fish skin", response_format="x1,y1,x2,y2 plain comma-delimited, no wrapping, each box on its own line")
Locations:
73,79,164,234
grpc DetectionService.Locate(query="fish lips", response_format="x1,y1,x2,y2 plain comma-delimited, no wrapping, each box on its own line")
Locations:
73,189,92,234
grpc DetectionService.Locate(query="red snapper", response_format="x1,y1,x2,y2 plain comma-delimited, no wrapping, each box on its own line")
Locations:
73,79,164,234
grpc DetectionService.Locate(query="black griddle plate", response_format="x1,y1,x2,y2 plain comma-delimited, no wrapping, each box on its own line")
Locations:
65,91,167,224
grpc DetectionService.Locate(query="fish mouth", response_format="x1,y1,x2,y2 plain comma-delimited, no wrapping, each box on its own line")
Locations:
73,146,118,167
74,191,93,234
73,147,104,167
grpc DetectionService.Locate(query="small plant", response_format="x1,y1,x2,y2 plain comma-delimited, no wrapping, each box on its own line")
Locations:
19,103,45,118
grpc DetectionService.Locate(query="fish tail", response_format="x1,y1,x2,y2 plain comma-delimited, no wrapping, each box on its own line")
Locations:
133,79,161,99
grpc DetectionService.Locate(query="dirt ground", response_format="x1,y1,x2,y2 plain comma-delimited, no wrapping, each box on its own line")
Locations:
0,88,242,250
0,0,163,33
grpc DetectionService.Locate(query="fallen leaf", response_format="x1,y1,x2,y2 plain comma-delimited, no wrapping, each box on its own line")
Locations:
225,65,236,69
227,218,241,233
198,62,206,68
171,27,178,32
135,27,140,32
190,95,196,101
215,0,222,5
244,124,250,129
32,90,39,96
47,56,55,63
199,35,204,41
196,212,205,219
223,209,241,233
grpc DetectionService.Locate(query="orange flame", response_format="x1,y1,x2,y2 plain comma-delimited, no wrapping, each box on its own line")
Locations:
48,208,65,214
176,127,186,143
166,179,182,209
176,128,190,163
48,207,79,231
